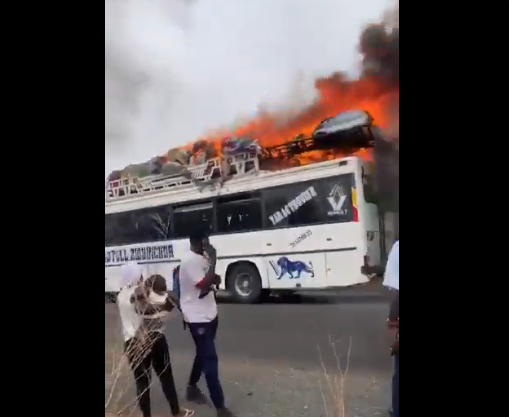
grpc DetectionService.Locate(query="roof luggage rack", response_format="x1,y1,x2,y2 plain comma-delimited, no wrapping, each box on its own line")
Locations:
261,129,374,161
106,151,260,201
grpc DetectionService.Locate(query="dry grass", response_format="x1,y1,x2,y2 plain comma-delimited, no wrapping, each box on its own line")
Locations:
318,336,382,417
105,329,154,416
318,335,352,417
105,341,132,416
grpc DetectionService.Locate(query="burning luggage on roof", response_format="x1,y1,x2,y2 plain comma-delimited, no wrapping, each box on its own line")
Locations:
107,109,378,182
221,137,262,156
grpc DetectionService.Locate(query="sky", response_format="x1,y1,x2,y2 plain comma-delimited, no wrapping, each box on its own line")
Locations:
105,0,390,177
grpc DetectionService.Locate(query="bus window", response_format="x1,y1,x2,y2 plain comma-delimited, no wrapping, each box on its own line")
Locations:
134,205,172,243
216,197,262,233
105,214,117,246
113,211,139,245
173,202,213,238
264,182,325,228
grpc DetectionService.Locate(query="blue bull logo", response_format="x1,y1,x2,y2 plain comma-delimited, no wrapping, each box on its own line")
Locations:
269,256,314,279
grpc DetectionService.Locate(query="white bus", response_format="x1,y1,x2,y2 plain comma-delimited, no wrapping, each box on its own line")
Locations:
105,111,392,303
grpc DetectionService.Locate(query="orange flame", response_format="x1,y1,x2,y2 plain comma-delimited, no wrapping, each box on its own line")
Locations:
177,75,398,167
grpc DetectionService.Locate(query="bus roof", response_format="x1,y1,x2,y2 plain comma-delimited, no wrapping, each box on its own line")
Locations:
105,155,362,215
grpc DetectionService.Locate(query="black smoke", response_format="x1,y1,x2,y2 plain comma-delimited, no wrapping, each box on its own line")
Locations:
360,26,399,88
361,3,399,214
359,1,399,88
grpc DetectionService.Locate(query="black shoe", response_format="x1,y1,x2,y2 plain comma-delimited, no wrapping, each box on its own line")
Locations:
186,385,208,404
216,407,237,417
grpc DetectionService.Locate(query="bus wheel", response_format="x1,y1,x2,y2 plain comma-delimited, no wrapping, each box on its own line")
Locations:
107,293,117,303
227,263,262,304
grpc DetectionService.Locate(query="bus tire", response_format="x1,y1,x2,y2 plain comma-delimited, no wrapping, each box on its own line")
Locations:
107,293,117,303
227,263,263,304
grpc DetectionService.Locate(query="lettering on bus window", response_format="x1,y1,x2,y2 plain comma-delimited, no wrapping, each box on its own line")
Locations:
268,186,318,227
263,175,356,229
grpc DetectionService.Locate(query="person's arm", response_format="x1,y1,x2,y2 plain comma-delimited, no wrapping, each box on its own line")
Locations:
213,273,221,286
196,273,221,289
202,245,220,287
195,249,220,289
208,245,222,287
166,293,180,310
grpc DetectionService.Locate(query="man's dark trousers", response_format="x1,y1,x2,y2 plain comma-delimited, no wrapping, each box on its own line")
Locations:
188,317,225,408
390,354,399,417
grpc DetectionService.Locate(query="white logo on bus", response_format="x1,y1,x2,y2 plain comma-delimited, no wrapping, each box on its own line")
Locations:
327,184,347,216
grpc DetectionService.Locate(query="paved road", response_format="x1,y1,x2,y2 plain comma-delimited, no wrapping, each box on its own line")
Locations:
105,293,393,417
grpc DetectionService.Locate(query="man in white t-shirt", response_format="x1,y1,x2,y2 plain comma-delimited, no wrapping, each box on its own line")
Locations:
179,231,235,417
383,240,399,417
383,240,399,291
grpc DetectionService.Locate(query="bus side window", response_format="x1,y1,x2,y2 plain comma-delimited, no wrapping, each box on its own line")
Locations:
105,212,128,246
105,213,117,246
264,184,324,228
173,203,213,238
216,197,262,233
115,211,139,245
136,206,172,242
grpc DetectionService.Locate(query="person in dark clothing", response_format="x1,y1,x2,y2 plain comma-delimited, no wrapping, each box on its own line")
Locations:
383,241,399,417
124,333,190,417
387,291,399,417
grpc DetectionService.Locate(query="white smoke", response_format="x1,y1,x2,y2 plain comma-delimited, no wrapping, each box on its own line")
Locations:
105,0,389,176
